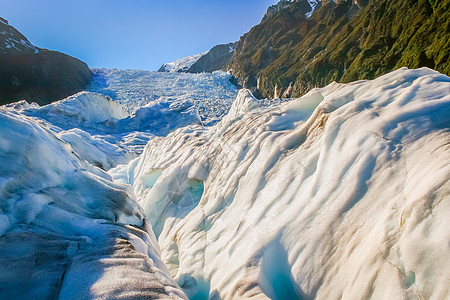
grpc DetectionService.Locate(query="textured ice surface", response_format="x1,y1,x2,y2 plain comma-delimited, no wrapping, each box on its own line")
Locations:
12,90,203,170
3,69,238,170
0,110,187,299
0,68,239,298
26,91,129,126
89,68,238,125
112,68,450,299
1,67,449,299
7,91,140,170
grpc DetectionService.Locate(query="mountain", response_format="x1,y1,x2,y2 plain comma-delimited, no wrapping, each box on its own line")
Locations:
0,18,92,105
158,42,237,74
158,51,208,73
263,0,320,20
226,0,450,98
187,42,237,73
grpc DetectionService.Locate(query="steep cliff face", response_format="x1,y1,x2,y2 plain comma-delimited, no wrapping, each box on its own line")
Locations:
0,19,92,105
226,0,450,98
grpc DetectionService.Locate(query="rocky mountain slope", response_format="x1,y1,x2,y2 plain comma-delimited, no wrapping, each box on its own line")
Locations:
225,0,449,98
158,42,237,75
187,42,237,74
0,18,92,105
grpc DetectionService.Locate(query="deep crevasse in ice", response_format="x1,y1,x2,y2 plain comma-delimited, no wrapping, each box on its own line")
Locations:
111,68,450,299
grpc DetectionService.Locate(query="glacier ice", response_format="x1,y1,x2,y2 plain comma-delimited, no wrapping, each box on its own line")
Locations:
9,68,238,170
89,68,238,125
1,66,449,299
111,67,450,299
9,70,238,171
0,110,187,299
0,69,238,299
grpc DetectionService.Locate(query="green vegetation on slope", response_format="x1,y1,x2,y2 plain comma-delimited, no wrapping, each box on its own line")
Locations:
226,0,450,98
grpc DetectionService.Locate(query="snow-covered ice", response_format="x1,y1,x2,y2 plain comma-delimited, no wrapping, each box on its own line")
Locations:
111,68,450,299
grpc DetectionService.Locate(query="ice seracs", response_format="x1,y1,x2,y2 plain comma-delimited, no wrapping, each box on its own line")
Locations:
111,67,450,299
23,91,128,128
224,89,260,120
6,69,238,171
89,68,238,125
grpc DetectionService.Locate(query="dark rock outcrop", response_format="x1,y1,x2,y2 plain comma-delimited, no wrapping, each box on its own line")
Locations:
0,19,92,105
157,64,168,72
188,42,237,73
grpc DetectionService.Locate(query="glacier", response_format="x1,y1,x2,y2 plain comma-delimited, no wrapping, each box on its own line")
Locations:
111,68,450,299
89,68,238,125
0,67,449,299
0,110,187,299
4,70,239,171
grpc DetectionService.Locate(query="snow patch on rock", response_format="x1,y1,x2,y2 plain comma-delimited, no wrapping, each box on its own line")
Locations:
159,51,208,73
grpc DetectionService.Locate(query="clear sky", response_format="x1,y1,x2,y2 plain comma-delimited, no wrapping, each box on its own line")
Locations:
0,0,278,70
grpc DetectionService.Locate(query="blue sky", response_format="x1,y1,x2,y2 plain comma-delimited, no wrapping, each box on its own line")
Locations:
0,0,278,70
